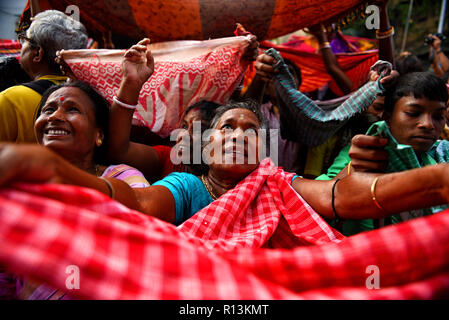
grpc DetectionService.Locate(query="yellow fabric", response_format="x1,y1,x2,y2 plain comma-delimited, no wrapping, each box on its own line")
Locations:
303,134,339,178
0,75,68,143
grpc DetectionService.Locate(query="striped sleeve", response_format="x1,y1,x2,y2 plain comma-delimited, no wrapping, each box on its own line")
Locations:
267,48,384,147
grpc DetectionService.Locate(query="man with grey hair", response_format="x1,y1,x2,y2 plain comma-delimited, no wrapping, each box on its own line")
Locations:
0,10,88,143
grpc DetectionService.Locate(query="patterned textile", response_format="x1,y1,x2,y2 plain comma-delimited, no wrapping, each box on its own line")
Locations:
266,48,383,147
259,34,378,95
366,120,449,220
177,158,343,249
60,36,251,137
30,0,369,42
0,40,21,59
1,168,449,298
102,164,150,188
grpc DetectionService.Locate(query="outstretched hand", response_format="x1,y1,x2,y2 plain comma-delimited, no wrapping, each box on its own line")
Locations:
121,38,155,92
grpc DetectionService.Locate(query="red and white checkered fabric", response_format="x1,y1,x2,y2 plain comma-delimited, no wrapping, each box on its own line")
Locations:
0,160,448,299
178,158,343,249
60,36,250,138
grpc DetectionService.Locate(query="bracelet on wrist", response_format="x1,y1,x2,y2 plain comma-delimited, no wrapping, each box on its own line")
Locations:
113,95,138,110
319,41,331,50
376,27,394,40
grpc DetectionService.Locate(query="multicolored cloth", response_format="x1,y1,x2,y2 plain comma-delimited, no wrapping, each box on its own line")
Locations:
60,35,251,138
25,0,370,42
0,40,20,59
102,164,150,188
266,48,383,147
260,33,378,95
1,162,449,298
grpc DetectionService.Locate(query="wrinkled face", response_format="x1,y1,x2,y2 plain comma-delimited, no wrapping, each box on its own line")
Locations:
19,31,38,77
366,96,385,120
35,87,102,160
206,108,262,177
387,95,447,153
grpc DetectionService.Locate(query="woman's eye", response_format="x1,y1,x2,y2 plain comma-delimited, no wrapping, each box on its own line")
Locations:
42,107,55,114
69,107,80,113
221,124,232,130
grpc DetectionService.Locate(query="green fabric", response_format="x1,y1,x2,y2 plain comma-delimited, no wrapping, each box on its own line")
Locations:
364,120,449,223
316,144,351,180
318,120,449,236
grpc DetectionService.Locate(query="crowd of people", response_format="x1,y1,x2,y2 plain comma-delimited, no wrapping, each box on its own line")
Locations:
1,3,449,299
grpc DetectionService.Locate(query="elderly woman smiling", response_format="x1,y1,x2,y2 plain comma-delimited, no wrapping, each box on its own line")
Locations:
0,80,150,299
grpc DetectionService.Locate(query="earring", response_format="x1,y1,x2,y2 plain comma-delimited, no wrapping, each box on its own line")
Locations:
97,138,102,147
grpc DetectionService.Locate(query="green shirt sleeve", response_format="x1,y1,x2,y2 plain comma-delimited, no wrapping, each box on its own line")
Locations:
315,144,351,181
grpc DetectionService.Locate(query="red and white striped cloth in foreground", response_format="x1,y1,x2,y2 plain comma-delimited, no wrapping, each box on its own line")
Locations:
0,160,448,299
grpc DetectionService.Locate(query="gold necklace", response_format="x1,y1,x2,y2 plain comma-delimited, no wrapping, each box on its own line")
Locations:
201,175,218,200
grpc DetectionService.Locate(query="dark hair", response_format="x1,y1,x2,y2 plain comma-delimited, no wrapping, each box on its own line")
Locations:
37,81,110,165
210,99,267,130
0,57,31,91
384,72,448,115
395,53,425,75
179,100,220,176
183,100,220,130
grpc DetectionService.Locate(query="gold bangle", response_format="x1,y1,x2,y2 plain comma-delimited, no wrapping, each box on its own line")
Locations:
320,41,331,49
370,176,387,213
376,27,394,39
347,161,352,175
99,177,115,199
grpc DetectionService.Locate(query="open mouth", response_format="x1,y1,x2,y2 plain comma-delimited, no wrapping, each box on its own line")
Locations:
45,128,71,136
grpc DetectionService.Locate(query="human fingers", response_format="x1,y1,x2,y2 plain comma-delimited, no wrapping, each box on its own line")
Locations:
351,134,388,148
256,53,277,65
350,158,388,173
137,38,151,46
380,70,400,88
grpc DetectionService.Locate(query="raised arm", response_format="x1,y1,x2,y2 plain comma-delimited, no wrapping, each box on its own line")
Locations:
429,34,449,76
377,0,395,66
255,49,397,146
107,39,163,181
309,24,353,95
292,163,449,220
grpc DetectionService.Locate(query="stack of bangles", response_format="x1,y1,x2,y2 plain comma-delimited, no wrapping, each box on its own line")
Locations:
376,27,394,40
